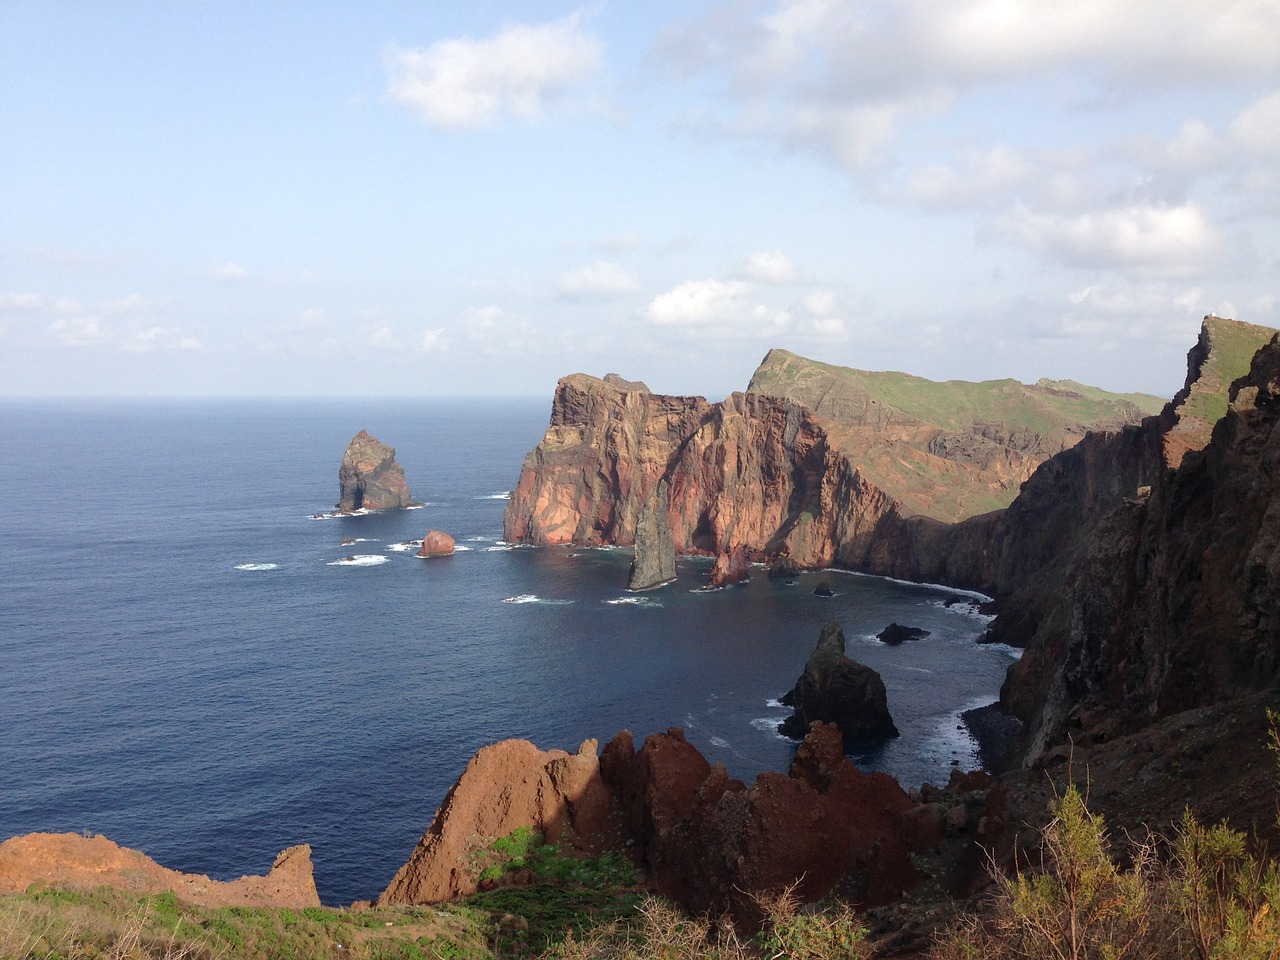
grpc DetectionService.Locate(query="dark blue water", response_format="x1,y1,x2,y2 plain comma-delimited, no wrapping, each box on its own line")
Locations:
0,398,1018,905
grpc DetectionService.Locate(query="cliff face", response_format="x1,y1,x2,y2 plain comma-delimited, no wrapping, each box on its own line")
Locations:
503,374,896,568
337,430,412,511
1000,323,1280,760
504,355,1161,581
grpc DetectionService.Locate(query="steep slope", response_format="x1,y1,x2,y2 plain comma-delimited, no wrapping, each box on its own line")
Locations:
747,349,1164,521
504,355,1160,572
995,321,1280,760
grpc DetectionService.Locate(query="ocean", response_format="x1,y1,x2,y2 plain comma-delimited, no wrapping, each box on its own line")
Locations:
0,398,1020,905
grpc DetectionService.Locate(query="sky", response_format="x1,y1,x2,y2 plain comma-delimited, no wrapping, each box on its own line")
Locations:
3,1,1279,400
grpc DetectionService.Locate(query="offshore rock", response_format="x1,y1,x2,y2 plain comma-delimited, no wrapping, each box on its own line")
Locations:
627,479,676,590
878,623,930,645
707,543,750,588
337,430,412,511
378,738,612,905
779,621,899,742
417,530,456,558
0,833,319,908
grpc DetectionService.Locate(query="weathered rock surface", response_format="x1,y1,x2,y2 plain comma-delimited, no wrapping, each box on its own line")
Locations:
779,621,899,742
417,529,455,558
503,357,1160,582
600,723,921,922
383,724,971,925
878,623,930,645
707,543,750,588
627,479,676,590
337,430,412,511
0,833,319,908
989,318,1280,762
378,738,613,905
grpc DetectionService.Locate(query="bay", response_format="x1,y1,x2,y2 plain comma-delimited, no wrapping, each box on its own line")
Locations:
0,398,1018,905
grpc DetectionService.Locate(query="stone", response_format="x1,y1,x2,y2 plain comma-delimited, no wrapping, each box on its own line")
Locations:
337,430,412,511
417,530,455,558
779,620,899,742
877,623,931,645
707,543,750,588
627,480,677,590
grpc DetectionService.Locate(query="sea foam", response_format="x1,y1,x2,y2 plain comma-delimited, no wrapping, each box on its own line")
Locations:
327,555,389,567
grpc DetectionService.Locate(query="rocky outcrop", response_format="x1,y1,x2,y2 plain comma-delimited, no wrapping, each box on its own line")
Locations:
0,833,319,908
503,357,1160,583
707,544,750,588
378,738,613,905
337,430,412,511
600,723,921,922
627,480,676,590
778,621,899,742
382,724,997,925
878,623,930,645
996,321,1280,762
417,530,455,558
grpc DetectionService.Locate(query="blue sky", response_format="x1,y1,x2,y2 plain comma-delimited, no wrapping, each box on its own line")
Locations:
3,1,1279,399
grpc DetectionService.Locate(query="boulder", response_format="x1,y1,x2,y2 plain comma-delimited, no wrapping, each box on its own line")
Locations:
0,833,319,909
337,430,412,511
707,544,750,588
779,620,899,742
877,623,931,645
417,530,456,558
627,480,677,590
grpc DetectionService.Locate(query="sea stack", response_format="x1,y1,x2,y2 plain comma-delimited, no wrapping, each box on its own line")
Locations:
628,480,677,590
337,430,412,511
417,530,456,558
779,620,899,742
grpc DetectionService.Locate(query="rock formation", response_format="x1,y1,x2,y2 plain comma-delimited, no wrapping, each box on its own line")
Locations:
707,543,750,588
379,738,613,905
778,621,899,742
503,356,1160,578
998,324,1280,762
0,833,319,908
337,430,412,511
382,723,996,925
417,530,455,558
627,479,677,590
878,623,930,645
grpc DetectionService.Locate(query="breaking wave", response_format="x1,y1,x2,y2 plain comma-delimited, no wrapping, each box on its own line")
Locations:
234,563,279,571
327,555,389,567
502,595,576,605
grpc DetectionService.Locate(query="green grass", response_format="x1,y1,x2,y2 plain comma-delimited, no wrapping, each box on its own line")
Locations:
1177,316,1278,426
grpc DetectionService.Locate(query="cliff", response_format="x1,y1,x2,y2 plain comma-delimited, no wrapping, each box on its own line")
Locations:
999,322,1280,761
337,430,413,511
503,355,1160,580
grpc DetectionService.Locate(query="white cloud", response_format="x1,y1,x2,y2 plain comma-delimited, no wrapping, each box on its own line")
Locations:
595,232,640,253
998,202,1222,277
739,249,799,283
1230,90,1280,157
385,15,604,130
559,260,640,299
420,328,448,353
659,1,1280,172
0,293,47,312
646,279,750,326
49,315,106,347
461,304,505,330
211,262,248,282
